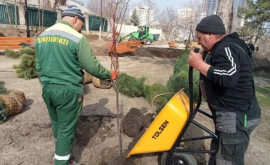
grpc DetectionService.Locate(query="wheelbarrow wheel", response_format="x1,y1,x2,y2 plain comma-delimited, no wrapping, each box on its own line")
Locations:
160,152,197,165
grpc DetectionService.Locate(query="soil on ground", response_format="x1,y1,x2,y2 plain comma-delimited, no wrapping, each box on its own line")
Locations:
0,39,269,165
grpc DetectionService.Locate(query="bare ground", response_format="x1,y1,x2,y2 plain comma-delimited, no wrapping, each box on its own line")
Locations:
0,39,269,165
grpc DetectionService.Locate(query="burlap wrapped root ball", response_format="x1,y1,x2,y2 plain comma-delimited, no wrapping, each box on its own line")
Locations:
0,89,26,116
8,89,26,106
92,76,111,89
83,70,93,84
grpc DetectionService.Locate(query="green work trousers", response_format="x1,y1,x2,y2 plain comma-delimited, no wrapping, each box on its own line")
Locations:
42,83,82,165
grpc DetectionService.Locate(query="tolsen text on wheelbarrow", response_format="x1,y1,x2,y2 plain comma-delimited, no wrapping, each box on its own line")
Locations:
152,120,169,139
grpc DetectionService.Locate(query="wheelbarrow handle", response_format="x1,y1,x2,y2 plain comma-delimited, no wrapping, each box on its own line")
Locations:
188,47,200,119
189,66,194,120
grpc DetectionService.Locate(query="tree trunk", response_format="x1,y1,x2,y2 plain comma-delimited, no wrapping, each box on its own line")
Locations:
99,0,102,40
216,0,234,34
38,0,41,31
42,0,44,31
53,0,57,10
4,0,12,27
14,0,17,36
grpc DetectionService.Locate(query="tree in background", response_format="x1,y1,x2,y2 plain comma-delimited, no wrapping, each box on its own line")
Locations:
130,9,139,26
87,0,101,13
70,0,83,6
216,0,234,33
238,0,270,44
157,7,179,41
53,0,67,10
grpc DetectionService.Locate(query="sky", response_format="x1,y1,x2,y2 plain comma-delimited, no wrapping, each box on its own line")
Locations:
79,0,202,11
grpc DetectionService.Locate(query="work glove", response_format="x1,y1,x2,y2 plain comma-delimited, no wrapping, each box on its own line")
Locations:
110,70,119,80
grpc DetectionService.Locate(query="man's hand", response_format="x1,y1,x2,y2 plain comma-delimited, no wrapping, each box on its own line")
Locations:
188,50,210,77
188,50,203,69
110,70,119,80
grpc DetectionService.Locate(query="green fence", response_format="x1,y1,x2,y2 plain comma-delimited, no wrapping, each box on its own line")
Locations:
27,7,57,27
89,15,107,32
0,4,20,25
0,4,108,31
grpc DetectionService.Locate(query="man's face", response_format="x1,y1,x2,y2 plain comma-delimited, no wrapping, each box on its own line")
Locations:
73,16,84,32
196,31,211,52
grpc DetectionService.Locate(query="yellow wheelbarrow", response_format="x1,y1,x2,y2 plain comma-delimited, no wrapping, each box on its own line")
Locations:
127,48,218,165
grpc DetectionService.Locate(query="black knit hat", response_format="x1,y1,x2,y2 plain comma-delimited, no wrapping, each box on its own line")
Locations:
62,5,85,23
196,15,226,34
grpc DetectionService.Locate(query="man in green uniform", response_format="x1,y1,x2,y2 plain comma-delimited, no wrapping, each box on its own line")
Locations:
35,5,118,165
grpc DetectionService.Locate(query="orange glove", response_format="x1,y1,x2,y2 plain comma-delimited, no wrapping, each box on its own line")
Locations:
110,70,119,80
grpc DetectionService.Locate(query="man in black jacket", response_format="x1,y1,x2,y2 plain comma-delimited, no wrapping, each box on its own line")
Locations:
188,15,261,165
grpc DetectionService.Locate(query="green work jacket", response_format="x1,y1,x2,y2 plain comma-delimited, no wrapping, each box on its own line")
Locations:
35,20,111,94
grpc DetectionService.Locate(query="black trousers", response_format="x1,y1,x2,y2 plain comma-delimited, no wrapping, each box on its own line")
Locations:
208,105,250,165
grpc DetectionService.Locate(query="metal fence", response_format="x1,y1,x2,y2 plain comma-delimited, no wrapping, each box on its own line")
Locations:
89,15,108,32
0,4,20,25
0,4,108,32
27,7,57,27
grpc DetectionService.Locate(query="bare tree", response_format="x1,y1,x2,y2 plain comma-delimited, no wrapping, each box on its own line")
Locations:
38,0,41,31
158,7,178,41
53,0,67,10
43,0,52,9
4,0,12,26
216,0,234,33
14,0,18,36
87,0,101,14
156,0,202,42
106,0,130,156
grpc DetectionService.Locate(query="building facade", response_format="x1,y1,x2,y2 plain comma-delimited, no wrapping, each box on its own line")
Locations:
129,5,154,26
178,8,196,21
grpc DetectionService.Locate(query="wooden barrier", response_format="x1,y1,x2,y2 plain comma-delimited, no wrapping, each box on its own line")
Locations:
107,41,144,54
0,37,34,50
168,42,178,48
127,40,144,48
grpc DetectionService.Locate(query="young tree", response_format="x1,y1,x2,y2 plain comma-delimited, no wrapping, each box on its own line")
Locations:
130,9,140,26
105,0,131,156
238,0,270,44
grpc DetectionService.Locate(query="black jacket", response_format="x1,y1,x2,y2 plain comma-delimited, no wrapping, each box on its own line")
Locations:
202,32,254,111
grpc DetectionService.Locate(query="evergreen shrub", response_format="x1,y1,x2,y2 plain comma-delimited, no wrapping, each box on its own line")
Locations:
118,73,145,97
15,52,38,79
0,84,7,124
118,47,200,113
0,101,8,124
167,47,200,100
5,49,20,59
0,84,7,94
144,83,172,112
18,47,36,57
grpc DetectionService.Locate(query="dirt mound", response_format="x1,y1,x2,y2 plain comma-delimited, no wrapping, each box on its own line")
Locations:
86,34,100,40
134,47,183,58
122,108,152,137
